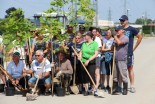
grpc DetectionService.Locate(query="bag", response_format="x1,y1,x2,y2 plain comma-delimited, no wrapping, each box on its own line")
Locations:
104,52,113,63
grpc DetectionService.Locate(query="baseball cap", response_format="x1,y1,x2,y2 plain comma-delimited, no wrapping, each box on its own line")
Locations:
13,51,20,57
119,15,128,21
115,26,124,32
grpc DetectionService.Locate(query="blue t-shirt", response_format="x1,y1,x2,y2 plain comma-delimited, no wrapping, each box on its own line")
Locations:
124,26,139,56
68,42,82,65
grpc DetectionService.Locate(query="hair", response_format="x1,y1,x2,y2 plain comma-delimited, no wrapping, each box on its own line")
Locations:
96,28,102,34
36,50,44,56
86,31,94,38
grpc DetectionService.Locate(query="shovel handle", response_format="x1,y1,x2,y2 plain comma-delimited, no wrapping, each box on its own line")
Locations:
32,77,39,95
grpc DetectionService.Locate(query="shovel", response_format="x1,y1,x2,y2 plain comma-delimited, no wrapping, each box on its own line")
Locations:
70,46,79,94
110,45,116,94
26,77,39,101
72,46,105,98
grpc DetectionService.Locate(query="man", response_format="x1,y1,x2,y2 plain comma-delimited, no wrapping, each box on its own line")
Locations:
112,26,129,95
92,27,102,95
6,51,28,90
119,15,143,93
25,50,51,96
55,51,73,95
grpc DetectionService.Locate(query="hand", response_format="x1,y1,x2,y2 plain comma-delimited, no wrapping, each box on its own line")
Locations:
11,80,16,86
77,56,81,61
84,60,89,66
15,79,19,85
38,73,43,78
51,62,55,68
56,71,62,77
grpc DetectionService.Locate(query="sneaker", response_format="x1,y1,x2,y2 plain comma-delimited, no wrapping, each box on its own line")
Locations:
130,87,136,93
83,91,88,96
94,90,98,96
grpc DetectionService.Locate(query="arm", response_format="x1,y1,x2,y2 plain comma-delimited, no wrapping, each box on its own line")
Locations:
133,33,143,51
114,35,125,45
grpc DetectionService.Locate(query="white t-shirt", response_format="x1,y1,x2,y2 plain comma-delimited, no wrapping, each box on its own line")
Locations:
94,36,102,57
31,59,51,78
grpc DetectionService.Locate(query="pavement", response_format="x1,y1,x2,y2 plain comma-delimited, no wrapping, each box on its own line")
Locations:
0,37,155,104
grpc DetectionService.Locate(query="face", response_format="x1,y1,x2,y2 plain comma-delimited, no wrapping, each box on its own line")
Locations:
92,29,97,36
35,51,44,62
120,20,128,27
116,30,123,36
13,55,20,62
58,53,65,61
75,35,82,43
107,30,112,38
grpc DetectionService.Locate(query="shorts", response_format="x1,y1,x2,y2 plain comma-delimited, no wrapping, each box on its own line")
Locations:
127,55,134,68
100,56,112,75
28,76,52,85
95,56,101,67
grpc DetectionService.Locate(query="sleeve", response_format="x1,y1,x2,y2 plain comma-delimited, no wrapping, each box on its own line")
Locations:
7,63,12,75
122,36,129,44
94,41,99,51
133,27,139,36
45,60,51,72
31,61,35,71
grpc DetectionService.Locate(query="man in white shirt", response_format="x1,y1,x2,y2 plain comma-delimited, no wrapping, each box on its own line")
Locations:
25,50,51,96
92,28,102,95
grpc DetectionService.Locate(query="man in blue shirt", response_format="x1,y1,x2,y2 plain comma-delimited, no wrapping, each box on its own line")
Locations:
6,51,28,90
119,15,143,93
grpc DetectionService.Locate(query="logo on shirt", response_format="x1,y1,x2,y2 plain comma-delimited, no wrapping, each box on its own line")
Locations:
125,31,130,37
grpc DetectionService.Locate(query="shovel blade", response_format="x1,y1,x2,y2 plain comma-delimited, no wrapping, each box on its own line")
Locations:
70,85,79,95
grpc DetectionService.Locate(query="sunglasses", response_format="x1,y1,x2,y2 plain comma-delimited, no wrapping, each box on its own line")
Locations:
120,20,125,22
35,55,41,57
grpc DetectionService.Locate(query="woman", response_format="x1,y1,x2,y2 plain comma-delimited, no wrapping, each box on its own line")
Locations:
78,31,98,96
68,33,83,93
31,34,49,60
100,28,114,91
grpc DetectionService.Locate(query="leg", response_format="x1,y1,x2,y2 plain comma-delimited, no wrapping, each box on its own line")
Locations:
44,76,52,96
95,57,100,89
127,55,135,93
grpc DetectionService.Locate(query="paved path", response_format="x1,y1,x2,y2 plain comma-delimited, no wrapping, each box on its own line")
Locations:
0,37,155,104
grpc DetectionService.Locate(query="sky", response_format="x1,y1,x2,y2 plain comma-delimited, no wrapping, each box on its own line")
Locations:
0,0,155,23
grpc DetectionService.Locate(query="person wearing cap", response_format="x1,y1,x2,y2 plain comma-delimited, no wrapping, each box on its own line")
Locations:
112,26,129,95
6,51,28,90
78,31,98,96
119,15,142,93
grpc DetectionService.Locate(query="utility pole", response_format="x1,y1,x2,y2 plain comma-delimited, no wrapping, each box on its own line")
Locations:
124,0,127,15
95,0,98,27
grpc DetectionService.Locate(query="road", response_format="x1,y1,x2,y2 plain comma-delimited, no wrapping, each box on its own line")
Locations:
0,37,155,104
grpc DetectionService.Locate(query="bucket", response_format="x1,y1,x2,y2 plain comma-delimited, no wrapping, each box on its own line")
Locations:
56,87,65,96
5,87,15,96
0,84,5,92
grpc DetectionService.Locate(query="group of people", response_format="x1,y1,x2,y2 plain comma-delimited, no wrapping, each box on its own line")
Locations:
0,15,142,97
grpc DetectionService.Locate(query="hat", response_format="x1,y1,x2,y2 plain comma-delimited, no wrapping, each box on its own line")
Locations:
115,26,124,32
119,15,128,21
13,51,20,57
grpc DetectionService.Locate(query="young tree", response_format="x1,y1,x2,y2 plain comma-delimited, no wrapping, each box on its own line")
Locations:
0,8,34,51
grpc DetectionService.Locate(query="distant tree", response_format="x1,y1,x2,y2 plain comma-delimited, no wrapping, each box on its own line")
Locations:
135,18,153,25
5,7,24,19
